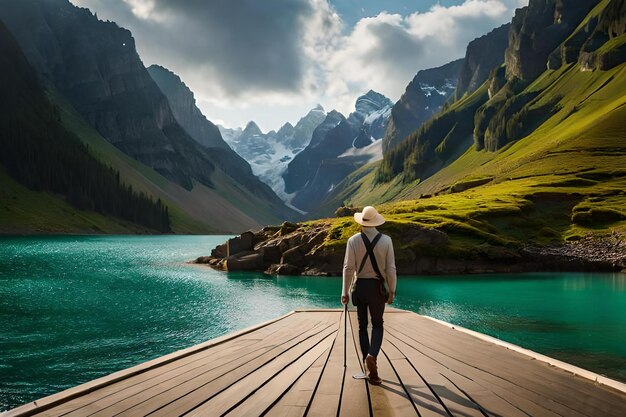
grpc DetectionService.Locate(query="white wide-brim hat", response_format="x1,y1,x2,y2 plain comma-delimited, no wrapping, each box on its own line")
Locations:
354,206,385,227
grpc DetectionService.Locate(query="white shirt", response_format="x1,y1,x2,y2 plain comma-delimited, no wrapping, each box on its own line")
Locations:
341,226,397,297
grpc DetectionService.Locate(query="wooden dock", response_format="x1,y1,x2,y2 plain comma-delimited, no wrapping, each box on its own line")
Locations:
4,308,626,416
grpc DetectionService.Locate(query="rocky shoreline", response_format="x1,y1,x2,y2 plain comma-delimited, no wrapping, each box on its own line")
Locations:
193,222,626,276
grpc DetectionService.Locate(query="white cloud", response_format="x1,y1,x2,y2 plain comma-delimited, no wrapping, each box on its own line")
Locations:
73,0,519,130
320,0,514,116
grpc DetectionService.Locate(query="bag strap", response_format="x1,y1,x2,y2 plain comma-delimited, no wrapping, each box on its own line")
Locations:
358,232,383,280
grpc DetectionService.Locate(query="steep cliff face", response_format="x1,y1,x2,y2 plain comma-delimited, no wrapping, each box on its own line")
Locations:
473,0,626,153
383,59,463,154
550,0,626,71
0,21,170,233
456,24,510,99
505,0,600,81
0,0,295,224
0,0,209,189
580,0,626,70
147,64,228,150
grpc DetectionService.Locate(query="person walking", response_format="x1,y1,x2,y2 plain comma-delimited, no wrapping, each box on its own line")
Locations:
341,206,396,385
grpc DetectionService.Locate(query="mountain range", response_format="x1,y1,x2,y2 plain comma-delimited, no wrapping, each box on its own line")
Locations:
281,90,393,213
203,0,626,276
2,0,625,249
0,0,295,233
220,106,327,203
306,0,626,264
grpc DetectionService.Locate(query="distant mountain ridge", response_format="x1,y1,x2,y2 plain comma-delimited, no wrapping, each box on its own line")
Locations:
221,106,327,200
283,90,393,212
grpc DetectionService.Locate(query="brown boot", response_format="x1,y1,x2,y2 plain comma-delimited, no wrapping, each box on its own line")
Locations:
366,355,382,385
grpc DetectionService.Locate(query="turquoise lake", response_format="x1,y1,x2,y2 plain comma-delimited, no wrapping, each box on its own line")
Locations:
1,235,625,411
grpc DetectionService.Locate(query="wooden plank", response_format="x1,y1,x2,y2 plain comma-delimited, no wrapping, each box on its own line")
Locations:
264,345,333,417
337,311,370,417
386,317,611,417
386,324,561,417
117,316,339,417
369,348,418,416
224,340,333,416
381,338,448,417
183,325,339,416
385,328,565,417
382,332,486,417
305,308,348,417
393,314,626,412
5,310,299,417
36,335,260,416
54,317,331,417
441,369,557,417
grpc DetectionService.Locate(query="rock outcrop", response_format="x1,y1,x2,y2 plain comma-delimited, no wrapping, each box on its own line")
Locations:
195,224,626,275
383,59,463,154
505,0,600,81
196,222,341,275
456,24,510,100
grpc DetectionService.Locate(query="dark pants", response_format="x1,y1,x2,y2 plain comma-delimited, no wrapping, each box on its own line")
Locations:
355,279,385,361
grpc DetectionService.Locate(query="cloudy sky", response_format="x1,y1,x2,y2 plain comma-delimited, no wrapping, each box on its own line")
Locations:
72,0,527,131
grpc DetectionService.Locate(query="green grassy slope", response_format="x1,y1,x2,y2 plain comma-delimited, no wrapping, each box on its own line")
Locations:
0,170,153,234
48,91,286,234
311,53,626,260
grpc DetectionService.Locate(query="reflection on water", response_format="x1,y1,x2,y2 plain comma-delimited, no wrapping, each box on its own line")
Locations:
1,236,625,411
562,272,626,292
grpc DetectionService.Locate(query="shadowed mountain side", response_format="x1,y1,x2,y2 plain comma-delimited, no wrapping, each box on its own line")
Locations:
0,20,169,233
283,111,352,196
455,23,510,99
49,90,284,233
0,0,296,228
146,64,292,214
147,64,229,150
383,59,463,154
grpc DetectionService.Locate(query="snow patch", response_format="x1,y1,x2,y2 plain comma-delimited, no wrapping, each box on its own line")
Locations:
339,139,383,164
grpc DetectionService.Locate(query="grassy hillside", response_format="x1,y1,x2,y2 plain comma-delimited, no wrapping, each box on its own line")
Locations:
48,91,288,234
312,59,626,259
0,22,172,234
0,170,154,234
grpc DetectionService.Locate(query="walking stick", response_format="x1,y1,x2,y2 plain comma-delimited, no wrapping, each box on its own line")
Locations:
343,303,347,368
